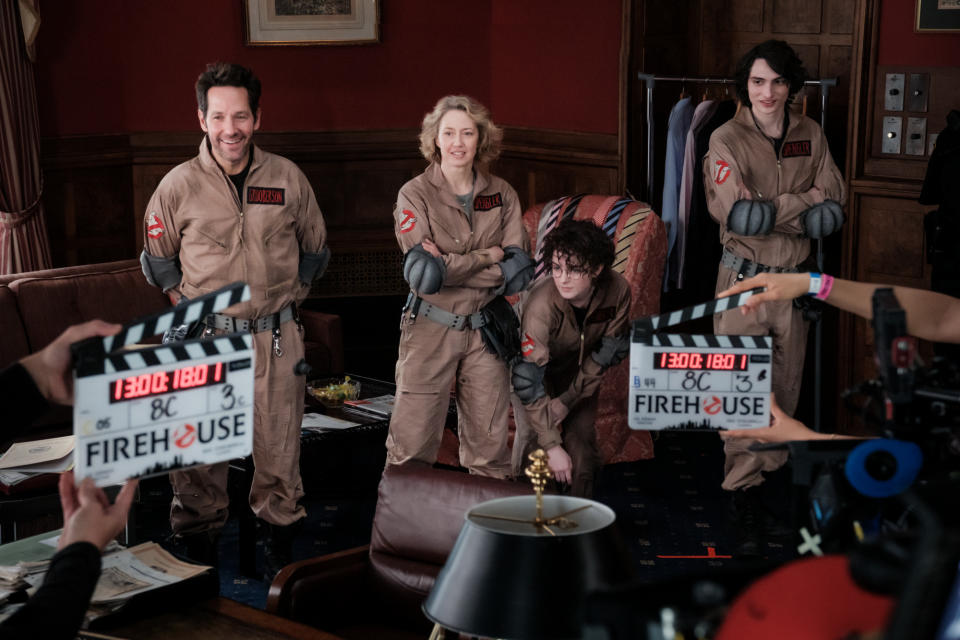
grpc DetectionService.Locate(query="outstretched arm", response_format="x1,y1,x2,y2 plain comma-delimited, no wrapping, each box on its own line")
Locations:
719,272,960,344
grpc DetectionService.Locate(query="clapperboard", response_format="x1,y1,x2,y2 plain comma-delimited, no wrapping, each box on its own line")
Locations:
72,283,255,487
629,288,772,431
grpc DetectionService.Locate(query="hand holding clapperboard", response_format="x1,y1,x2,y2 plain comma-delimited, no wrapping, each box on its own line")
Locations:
71,283,255,487
629,287,774,431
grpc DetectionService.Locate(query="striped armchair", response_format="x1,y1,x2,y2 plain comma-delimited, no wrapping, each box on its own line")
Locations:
436,195,667,469
520,194,667,463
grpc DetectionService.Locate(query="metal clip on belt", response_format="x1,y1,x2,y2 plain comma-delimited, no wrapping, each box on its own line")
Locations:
204,304,295,333
411,297,486,331
722,247,800,280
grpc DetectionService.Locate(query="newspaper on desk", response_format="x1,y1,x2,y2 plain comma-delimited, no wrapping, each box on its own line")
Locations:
0,533,210,623
301,413,360,432
343,394,395,418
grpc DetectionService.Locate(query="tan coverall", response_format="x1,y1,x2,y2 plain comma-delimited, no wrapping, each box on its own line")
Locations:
386,163,528,478
511,272,631,497
143,140,327,532
703,106,846,490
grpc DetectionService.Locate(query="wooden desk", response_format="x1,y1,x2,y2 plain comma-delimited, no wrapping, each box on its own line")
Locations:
95,596,344,640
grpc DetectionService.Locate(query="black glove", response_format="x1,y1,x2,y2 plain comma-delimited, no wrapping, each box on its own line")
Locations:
512,360,546,404
727,199,775,236
403,243,446,295
494,246,535,296
591,334,630,369
800,200,844,239
162,295,199,344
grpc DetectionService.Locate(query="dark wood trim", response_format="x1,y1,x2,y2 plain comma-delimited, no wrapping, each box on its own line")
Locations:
618,0,631,195
43,127,618,171
499,126,620,167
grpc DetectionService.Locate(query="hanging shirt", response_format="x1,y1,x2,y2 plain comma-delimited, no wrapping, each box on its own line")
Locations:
674,99,717,289
661,96,695,290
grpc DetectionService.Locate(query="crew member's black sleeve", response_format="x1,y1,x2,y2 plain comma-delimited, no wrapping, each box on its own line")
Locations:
1,363,50,434
0,542,102,639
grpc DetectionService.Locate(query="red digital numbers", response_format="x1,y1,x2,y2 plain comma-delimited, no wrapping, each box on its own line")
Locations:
110,363,225,403
654,352,748,371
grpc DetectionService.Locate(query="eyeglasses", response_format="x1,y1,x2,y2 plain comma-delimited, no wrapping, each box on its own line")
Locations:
549,262,590,279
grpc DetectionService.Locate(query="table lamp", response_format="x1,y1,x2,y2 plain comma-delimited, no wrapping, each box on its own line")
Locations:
422,450,633,640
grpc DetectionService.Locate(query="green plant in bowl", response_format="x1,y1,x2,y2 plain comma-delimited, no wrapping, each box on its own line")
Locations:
308,376,361,408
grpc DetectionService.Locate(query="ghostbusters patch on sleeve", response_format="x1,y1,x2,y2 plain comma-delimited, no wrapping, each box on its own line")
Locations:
474,193,503,212
713,160,731,185
399,209,417,234
247,186,285,205
146,212,165,239
782,140,812,158
521,333,535,357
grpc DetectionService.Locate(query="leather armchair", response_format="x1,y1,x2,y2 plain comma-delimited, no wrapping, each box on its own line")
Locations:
266,463,530,639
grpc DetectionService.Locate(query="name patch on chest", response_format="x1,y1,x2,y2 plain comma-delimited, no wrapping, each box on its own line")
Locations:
782,141,812,158
247,186,285,205
474,193,503,212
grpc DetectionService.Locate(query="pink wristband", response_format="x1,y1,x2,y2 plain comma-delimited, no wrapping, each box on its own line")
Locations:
815,274,834,300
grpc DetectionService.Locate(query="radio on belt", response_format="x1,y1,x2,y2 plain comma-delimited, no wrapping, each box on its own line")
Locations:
629,288,772,431
71,282,255,487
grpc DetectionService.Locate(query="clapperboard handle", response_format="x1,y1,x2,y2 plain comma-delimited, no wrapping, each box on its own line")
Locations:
70,282,251,377
632,287,766,340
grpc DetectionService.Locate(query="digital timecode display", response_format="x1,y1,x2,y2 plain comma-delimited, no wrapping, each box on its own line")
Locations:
653,351,749,371
109,363,226,403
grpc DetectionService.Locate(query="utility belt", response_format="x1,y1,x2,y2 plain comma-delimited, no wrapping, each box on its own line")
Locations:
402,293,521,364
402,293,486,330
202,303,296,358
203,303,296,333
722,247,800,280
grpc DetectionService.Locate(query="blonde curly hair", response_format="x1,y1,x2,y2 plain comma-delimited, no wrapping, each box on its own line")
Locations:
418,95,503,167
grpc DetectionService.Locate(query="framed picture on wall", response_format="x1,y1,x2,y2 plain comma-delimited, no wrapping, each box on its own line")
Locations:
243,0,380,46
916,0,960,32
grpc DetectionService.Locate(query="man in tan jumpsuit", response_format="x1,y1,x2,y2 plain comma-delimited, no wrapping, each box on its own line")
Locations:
387,96,532,478
703,40,845,554
139,63,328,578
511,219,631,497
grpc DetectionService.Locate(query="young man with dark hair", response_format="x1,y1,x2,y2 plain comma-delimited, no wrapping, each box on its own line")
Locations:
139,62,330,579
703,40,846,555
511,219,631,497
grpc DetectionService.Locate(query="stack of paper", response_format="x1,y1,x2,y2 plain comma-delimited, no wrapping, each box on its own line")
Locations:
0,436,74,475
343,394,395,418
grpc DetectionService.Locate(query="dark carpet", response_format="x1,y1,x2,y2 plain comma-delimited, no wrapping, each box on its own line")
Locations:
131,430,799,610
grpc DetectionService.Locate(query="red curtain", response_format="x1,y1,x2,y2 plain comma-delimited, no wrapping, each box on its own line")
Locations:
0,1,51,274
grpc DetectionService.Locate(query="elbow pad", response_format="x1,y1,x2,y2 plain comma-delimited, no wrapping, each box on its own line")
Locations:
727,199,775,236
494,246,535,296
299,246,331,285
403,243,446,295
512,360,546,404
800,200,845,239
591,334,630,370
140,250,182,291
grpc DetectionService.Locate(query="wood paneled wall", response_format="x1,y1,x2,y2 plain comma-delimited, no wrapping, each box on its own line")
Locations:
40,127,621,296
838,0,956,430
628,0,860,429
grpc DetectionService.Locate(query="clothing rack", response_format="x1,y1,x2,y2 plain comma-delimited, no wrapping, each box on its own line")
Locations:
636,73,839,432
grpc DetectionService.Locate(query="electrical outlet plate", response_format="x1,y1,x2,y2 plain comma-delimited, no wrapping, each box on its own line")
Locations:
884,73,905,111
882,116,902,154
907,73,929,112
905,118,927,156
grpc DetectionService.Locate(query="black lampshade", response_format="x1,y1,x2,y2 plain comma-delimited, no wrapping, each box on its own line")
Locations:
422,495,633,640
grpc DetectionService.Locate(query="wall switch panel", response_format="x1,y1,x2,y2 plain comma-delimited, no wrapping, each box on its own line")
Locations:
905,118,927,156
884,73,905,111
882,116,902,154
907,73,929,112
